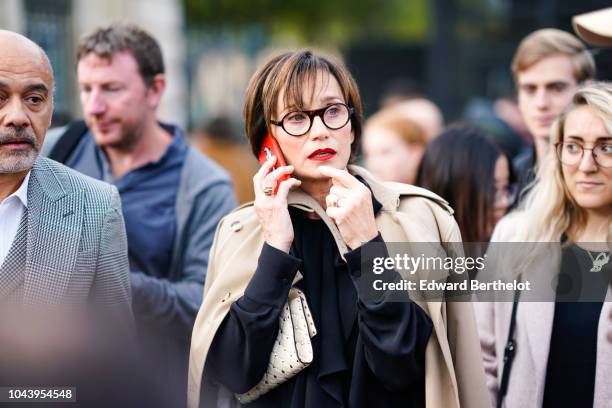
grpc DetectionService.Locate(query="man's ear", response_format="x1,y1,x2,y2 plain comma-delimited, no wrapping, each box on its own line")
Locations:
146,74,166,109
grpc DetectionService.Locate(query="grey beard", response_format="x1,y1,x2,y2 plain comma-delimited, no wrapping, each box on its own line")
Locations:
0,128,40,173
0,148,39,173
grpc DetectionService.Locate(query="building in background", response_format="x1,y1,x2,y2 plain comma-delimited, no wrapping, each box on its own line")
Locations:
0,0,186,127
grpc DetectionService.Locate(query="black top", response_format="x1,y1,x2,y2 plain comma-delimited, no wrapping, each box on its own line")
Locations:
512,145,536,207
542,245,611,408
206,193,433,407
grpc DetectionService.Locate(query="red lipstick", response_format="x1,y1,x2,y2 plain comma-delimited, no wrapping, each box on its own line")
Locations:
308,148,336,161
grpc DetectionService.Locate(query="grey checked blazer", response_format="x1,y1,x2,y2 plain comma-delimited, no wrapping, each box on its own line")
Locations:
0,157,140,406
8,157,132,310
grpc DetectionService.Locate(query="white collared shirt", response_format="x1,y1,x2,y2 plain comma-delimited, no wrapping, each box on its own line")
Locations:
0,172,30,268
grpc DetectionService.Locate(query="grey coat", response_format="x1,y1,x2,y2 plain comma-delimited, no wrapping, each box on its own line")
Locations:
0,157,143,406
18,156,132,307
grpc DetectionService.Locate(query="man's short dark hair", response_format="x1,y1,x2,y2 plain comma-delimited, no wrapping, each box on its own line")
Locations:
76,22,165,87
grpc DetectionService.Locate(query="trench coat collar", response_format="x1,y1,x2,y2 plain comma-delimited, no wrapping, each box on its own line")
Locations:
285,165,402,262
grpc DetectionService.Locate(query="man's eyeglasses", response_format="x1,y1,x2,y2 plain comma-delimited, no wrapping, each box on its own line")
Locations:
555,142,612,168
270,103,354,136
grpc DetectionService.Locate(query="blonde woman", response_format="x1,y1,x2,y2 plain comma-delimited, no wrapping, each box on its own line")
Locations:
476,82,612,407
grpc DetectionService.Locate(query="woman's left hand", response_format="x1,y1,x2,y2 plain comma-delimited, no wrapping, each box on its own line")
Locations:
319,166,378,249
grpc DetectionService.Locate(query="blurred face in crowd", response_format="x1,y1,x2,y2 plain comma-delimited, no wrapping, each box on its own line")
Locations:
391,98,443,141
77,51,161,151
0,31,52,173
271,70,354,182
517,54,578,147
362,126,424,184
560,105,612,214
491,154,511,229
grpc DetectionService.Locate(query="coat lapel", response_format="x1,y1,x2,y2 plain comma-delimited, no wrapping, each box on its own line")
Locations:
0,212,28,298
377,209,455,398
519,301,554,403
328,167,457,399
23,159,84,304
518,245,560,405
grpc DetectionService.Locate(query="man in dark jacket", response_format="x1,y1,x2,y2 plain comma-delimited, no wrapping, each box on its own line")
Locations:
44,23,237,407
510,29,596,202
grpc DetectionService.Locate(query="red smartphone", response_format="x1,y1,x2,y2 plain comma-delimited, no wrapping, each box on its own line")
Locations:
258,134,290,193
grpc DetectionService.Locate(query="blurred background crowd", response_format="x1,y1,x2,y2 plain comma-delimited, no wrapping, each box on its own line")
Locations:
1,2,611,407
2,0,610,205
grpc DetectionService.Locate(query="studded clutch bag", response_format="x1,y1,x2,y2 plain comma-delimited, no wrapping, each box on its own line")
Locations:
236,288,317,404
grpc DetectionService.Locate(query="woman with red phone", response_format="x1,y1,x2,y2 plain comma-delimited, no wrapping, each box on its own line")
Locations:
188,50,488,408
257,134,290,194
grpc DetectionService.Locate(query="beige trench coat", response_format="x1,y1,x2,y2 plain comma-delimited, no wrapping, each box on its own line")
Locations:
188,165,489,408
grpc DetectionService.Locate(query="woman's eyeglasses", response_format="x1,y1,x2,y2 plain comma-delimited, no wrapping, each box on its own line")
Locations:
270,103,354,136
555,141,612,168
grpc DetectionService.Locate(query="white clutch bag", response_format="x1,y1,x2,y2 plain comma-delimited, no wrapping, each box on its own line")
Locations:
236,287,317,404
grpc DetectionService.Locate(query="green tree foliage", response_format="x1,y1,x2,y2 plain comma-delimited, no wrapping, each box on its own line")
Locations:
184,0,429,46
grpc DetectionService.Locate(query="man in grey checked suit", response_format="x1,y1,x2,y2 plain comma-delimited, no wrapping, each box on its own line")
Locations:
0,30,138,405
0,29,132,310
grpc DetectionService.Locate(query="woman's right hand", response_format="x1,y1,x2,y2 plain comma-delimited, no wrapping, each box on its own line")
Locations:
253,156,301,253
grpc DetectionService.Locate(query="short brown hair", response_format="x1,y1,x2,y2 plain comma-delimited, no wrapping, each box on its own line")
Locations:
243,49,363,159
76,22,164,87
511,29,595,84
365,109,427,147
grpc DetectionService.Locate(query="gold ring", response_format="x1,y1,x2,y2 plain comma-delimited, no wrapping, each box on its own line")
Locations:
263,186,274,196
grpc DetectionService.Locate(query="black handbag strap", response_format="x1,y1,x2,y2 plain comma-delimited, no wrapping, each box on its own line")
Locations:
496,283,522,408
48,120,88,164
